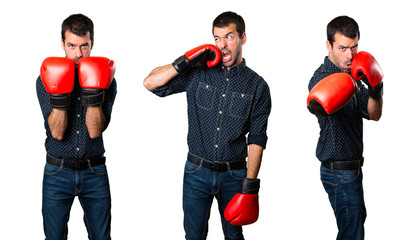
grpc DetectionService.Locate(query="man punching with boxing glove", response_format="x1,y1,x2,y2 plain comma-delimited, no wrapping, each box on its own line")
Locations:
36,14,117,239
307,16,383,240
144,11,271,240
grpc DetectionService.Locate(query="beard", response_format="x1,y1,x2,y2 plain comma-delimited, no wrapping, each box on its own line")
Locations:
221,46,242,68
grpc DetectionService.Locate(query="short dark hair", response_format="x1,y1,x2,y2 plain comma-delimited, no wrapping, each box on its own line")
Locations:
61,14,94,42
212,11,245,38
327,16,360,46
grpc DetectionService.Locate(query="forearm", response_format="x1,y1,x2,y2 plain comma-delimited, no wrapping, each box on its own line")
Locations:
143,64,178,91
247,144,264,179
86,106,105,139
368,97,383,121
48,108,68,140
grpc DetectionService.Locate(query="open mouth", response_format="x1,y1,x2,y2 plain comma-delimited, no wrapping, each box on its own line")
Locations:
222,50,231,63
345,62,352,69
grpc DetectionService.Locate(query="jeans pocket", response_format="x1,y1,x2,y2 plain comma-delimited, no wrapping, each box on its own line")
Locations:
342,168,361,183
44,163,62,175
228,168,247,180
321,179,338,213
342,169,364,208
184,161,201,174
90,164,108,176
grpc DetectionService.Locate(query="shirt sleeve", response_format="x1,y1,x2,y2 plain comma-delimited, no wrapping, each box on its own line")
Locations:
36,76,52,122
151,68,196,97
356,81,370,120
102,78,117,131
247,80,272,149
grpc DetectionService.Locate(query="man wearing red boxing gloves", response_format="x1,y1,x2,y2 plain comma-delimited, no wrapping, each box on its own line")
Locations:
144,11,271,240
307,16,383,240
36,14,117,239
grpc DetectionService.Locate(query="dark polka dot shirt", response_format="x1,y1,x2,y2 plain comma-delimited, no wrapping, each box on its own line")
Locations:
36,71,117,160
308,57,369,162
152,59,271,162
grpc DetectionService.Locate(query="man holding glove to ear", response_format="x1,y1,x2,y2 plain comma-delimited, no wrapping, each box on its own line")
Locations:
144,11,271,240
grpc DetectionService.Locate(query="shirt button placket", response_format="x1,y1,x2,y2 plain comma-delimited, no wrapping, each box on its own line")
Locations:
76,110,81,157
213,70,229,158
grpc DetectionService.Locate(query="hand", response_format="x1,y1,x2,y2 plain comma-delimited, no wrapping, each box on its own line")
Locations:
78,57,116,106
307,73,358,116
224,178,260,225
172,44,221,74
40,57,75,109
351,51,384,100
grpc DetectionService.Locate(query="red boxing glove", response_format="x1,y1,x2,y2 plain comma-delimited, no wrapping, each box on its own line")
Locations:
172,44,221,74
351,51,384,100
307,73,358,116
78,57,116,106
224,178,260,226
40,57,75,109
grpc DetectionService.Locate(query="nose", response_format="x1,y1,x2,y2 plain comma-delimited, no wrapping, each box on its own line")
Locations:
75,47,82,58
346,48,353,60
217,38,227,50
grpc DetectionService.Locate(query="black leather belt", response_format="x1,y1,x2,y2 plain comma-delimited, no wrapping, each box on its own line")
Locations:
321,158,364,170
46,155,106,170
187,153,246,172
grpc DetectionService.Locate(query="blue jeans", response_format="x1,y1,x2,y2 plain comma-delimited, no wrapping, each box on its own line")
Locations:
183,160,246,240
320,165,366,240
42,161,111,240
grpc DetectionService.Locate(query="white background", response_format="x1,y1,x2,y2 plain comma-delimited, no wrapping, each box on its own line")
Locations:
0,0,414,239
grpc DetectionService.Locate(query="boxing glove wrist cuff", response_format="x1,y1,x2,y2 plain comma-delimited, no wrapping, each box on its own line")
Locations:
241,178,260,194
368,81,383,100
49,93,71,109
81,89,105,106
172,55,191,75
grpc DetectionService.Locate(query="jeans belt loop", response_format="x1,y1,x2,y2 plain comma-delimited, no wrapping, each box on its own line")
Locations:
87,159,92,168
330,162,334,172
226,161,231,171
199,158,204,168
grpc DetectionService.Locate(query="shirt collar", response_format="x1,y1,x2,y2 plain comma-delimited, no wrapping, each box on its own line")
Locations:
324,56,342,73
222,58,246,75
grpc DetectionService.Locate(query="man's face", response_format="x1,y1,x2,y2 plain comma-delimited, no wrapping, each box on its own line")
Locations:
213,23,246,69
61,30,93,64
327,32,358,73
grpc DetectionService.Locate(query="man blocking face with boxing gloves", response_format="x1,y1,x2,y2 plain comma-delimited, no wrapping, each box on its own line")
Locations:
36,14,117,239
144,11,271,240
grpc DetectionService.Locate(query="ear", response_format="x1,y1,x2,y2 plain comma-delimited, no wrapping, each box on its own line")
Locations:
326,40,332,53
91,39,94,50
61,38,65,50
241,32,247,45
